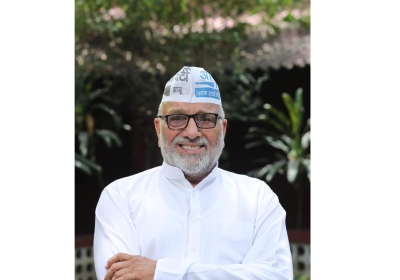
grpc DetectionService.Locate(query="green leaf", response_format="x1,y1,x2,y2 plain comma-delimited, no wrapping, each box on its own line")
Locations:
75,159,92,175
123,124,131,131
294,87,303,109
239,74,249,84
252,158,269,165
264,136,290,153
243,133,258,140
78,132,89,157
91,103,115,115
280,135,292,146
287,160,300,183
301,131,310,149
263,117,289,134
247,126,267,134
75,153,102,174
248,164,271,178
265,159,287,181
282,93,302,135
90,104,123,128
283,12,295,22
294,88,304,128
303,118,310,134
75,106,83,116
263,104,291,132
95,129,123,147
244,140,267,150
96,131,111,147
302,159,310,180
254,74,269,91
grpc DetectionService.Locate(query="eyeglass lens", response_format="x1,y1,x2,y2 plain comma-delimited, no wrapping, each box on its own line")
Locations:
168,114,216,128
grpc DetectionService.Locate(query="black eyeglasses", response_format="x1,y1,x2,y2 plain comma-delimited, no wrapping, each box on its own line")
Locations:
157,113,222,130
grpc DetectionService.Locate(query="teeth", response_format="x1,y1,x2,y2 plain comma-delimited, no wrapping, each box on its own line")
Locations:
181,145,200,150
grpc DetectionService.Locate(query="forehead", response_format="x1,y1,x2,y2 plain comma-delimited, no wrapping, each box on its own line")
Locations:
162,102,219,114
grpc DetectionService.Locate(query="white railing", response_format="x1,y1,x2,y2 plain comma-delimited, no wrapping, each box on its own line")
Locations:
291,243,311,274
76,246,96,280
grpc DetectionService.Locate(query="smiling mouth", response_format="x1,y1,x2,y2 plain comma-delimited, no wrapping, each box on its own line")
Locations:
178,144,205,150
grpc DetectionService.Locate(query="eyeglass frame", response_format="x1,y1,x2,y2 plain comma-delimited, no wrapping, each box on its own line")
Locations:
157,113,223,130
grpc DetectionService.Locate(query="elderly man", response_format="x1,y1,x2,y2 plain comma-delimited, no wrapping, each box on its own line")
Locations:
94,66,293,280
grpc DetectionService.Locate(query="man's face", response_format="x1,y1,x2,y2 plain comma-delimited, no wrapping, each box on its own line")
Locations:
154,102,228,179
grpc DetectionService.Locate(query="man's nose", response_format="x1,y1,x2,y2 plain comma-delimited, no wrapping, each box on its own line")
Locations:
182,118,201,139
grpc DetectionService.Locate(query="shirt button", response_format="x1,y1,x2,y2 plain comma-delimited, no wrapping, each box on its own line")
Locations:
190,247,196,252
191,218,197,223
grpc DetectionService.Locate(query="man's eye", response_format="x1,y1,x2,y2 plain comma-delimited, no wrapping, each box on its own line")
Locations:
198,115,213,122
170,115,186,121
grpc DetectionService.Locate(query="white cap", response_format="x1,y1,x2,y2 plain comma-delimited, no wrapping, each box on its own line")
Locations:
161,66,221,105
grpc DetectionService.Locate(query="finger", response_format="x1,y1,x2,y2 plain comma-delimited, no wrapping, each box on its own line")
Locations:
106,253,135,268
104,260,129,280
111,268,132,280
115,272,137,280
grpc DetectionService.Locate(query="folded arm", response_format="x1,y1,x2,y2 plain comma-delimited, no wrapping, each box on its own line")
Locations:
154,193,292,280
94,184,292,280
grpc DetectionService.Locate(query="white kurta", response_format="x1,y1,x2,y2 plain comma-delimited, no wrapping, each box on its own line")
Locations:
94,162,293,280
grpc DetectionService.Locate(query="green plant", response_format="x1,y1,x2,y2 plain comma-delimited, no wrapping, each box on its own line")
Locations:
74,0,310,173
213,50,270,122
294,272,310,280
75,67,131,188
245,88,310,235
75,0,310,123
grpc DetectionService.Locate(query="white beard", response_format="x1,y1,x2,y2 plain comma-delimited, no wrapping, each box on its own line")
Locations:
160,129,224,180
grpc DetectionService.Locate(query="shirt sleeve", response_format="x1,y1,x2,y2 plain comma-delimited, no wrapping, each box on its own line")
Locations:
154,190,293,280
93,184,141,280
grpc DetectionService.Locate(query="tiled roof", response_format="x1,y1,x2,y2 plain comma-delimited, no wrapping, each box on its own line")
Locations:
241,30,310,70
236,7,310,70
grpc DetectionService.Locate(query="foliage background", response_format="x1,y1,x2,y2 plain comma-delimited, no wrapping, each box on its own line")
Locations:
75,0,310,236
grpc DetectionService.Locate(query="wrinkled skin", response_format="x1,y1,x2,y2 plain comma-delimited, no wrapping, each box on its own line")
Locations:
104,253,156,280
155,102,227,186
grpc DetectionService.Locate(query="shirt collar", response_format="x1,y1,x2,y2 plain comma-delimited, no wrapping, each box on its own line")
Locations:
162,161,219,187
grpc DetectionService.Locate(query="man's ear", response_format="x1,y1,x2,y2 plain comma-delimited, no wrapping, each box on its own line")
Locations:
222,119,228,137
154,118,161,147
222,118,228,147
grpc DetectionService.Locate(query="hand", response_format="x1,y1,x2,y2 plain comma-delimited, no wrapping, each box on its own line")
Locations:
104,253,157,280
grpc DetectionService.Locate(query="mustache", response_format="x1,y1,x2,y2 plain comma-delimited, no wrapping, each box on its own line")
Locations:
172,136,209,146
